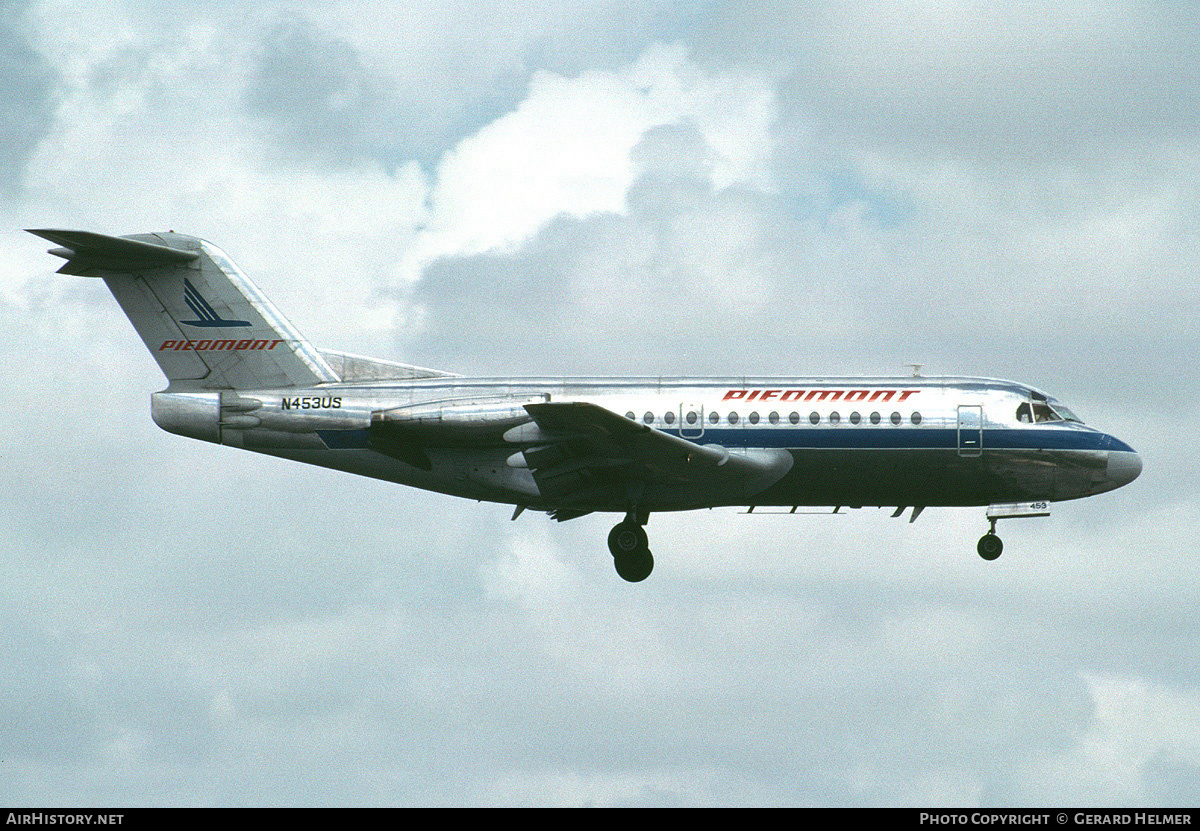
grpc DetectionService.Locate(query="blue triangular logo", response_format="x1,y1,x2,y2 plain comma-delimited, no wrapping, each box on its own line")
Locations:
180,278,251,327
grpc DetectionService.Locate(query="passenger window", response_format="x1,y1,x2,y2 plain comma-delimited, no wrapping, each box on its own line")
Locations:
644,412,655,424
685,411,698,424
664,411,675,425
809,412,820,425
870,412,881,424
626,411,636,421
849,412,861,425
728,412,739,425
748,412,759,424
890,412,901,425
829,411,840,424
911,412,922,425
789,412,800,424
768,411,779,425
709,411,720,424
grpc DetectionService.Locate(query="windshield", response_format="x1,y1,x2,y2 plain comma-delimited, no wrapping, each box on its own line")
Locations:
1047,397,1082,422
1015,395,1083,424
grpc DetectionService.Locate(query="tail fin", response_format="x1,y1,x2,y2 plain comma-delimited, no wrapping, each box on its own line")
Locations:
29,229,339,390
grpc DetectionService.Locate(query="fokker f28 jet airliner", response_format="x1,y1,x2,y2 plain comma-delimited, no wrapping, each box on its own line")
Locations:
31,229,1142,582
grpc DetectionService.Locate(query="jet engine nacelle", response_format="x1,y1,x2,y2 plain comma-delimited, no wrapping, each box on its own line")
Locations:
372,396,549,446
152,390,220,443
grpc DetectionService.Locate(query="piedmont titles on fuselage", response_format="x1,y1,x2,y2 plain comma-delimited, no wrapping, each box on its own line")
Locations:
723,388,921,403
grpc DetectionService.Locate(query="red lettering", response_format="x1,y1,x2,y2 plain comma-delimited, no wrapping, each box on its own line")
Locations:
155,337,291,353
724,387,920,404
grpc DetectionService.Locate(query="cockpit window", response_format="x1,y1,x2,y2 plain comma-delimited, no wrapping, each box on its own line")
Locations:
1016,397,1083,424
1032,401,1060,422
1048,399,1082,423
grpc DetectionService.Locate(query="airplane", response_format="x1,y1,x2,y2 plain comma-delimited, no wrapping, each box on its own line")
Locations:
30,228,1142,582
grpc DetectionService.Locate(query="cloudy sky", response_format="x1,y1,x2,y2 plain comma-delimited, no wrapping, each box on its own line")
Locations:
1,0,1195,807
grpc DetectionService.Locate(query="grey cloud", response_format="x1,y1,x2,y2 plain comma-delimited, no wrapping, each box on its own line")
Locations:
0,623,98,763
1144,752,1200,806
688,2,1200,164
0,9,58,193
243,4,707,170
245,17,396,168
244,14,536,171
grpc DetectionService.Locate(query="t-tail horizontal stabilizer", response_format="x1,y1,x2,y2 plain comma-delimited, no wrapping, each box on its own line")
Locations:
28,229,200,275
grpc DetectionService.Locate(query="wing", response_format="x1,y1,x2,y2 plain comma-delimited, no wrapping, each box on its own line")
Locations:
518,401,793,518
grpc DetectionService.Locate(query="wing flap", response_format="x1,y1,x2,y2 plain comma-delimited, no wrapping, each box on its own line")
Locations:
520,401,793,507
524,401,729,474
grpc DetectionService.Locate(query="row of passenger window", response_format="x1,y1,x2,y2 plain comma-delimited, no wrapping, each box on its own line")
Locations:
626,410,924,426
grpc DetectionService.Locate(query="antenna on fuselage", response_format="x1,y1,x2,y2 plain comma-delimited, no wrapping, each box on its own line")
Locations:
906,364,923,377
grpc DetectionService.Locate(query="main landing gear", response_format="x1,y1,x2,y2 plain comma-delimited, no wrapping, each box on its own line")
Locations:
608,518,653,582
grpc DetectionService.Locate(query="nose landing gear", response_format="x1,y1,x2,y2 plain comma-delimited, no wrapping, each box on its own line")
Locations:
608,518,654,582
978,501,1051,560
977,529,1003,560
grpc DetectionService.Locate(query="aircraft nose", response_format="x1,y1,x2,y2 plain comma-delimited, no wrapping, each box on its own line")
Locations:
1105,450,1142,490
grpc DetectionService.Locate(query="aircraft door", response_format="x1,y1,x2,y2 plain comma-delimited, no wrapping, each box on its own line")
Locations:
957,405,983,456
680,403,704,438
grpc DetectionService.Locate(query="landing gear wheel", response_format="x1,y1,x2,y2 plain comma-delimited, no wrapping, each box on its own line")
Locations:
614,548,654,582
608,521,647,557
608,517,653,582
977,532,1003,561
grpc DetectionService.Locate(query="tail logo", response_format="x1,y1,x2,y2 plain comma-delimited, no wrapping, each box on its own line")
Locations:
181,278,251,328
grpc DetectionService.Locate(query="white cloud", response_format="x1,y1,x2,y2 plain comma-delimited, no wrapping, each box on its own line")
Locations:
399,43,777,282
